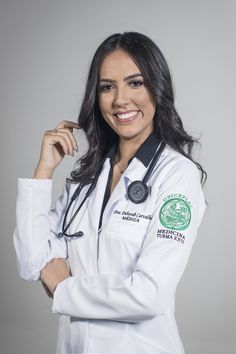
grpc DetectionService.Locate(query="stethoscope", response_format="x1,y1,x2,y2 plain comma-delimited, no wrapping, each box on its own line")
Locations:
57,140,166,239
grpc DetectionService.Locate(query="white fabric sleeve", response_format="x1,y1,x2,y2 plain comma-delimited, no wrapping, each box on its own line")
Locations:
13,178,68,281
52,161,206,323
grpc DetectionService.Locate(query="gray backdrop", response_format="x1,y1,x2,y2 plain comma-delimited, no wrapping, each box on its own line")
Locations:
1,0,235,353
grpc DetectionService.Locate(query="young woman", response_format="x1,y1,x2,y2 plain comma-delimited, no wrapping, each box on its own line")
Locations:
14,32,207,354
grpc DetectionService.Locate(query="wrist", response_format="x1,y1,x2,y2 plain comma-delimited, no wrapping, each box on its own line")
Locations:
53,275,71,295
33,165,54,179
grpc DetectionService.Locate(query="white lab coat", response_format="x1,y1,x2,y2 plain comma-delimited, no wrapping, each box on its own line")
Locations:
14,141,206,354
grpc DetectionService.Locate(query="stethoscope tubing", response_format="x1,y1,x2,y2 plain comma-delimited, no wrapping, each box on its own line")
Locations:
143,141,166,183
58,140,166,239
58,157,106,238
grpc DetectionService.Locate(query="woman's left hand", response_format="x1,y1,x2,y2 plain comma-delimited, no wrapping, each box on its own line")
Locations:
40,258,71,296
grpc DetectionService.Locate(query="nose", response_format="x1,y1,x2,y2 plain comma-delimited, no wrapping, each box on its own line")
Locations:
112,86,130,108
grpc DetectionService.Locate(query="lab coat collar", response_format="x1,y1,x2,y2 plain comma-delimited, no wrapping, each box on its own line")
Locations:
100,133,162,226
105,131,161,168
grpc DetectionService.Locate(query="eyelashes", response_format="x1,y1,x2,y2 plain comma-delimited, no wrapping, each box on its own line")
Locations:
129,80,144,88
98,84,113,92
98,80,144,92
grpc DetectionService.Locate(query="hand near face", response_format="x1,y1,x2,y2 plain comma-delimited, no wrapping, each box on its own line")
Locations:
40,258,71,296
34,120,79,179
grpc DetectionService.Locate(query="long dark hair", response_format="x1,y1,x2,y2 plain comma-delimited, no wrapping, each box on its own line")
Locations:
69,32,207,186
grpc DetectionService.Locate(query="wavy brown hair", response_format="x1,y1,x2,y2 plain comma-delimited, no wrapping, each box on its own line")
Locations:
68,32,207,186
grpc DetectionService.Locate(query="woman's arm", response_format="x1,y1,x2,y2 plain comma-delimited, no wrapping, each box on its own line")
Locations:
13,120,79,282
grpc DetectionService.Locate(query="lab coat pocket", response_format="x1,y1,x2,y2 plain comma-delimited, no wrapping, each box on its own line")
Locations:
106,201,154,246
99,222,148,277
108,221,148,246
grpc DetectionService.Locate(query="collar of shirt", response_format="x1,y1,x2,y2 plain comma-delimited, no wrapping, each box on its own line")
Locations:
105,131,161,168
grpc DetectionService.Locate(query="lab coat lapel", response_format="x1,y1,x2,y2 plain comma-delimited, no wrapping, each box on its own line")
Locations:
101,175,127,224
125,157,148,183
87,158,111,232
102,158,147,225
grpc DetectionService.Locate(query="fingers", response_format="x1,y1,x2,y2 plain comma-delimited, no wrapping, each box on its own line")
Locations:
55,120,79,156
54,128,78,155
44,124,79,156
56,120,80,131
43,130,72,156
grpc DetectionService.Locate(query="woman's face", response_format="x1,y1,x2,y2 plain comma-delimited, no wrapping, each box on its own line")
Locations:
98,49,156,144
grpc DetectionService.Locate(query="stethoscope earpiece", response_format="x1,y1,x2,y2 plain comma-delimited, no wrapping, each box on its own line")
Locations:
57,232,64,239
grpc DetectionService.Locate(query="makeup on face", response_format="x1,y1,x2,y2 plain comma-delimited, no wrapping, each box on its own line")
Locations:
98,49,156,144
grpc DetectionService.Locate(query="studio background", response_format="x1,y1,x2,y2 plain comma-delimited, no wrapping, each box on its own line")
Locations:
1,0,235,353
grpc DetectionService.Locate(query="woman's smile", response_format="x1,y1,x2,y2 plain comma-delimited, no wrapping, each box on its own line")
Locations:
113,110,141,123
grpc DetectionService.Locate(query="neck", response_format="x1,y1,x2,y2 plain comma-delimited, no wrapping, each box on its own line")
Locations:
116,141,137,163
116,134,150,164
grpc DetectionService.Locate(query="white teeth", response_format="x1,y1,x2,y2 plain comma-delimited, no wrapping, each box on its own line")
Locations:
116,111,138,119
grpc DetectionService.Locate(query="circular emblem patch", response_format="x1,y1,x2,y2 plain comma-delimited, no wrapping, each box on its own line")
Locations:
159,198,191,230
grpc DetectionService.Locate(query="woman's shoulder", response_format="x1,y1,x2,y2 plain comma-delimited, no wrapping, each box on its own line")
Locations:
157,144,202,184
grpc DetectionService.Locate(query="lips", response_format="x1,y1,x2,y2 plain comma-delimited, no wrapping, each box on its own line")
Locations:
113,110,140,122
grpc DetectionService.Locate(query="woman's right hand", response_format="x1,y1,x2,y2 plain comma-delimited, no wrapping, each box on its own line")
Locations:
33,120,79,179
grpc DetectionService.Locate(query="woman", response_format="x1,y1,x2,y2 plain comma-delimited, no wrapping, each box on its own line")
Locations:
14,32,207,354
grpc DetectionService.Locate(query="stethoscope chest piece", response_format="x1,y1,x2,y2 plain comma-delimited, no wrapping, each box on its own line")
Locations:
128,180,149,204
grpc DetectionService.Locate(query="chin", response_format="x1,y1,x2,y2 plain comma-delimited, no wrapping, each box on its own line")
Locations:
117,131,145,141
117,125,152,141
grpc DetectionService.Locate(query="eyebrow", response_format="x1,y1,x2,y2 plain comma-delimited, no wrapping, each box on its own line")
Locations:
99,73,143,83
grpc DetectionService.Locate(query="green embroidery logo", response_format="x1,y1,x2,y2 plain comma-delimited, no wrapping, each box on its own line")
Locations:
159,197,191,230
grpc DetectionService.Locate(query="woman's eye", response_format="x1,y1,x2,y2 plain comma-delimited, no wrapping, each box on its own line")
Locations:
129,80,144,87
99,84,114,92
